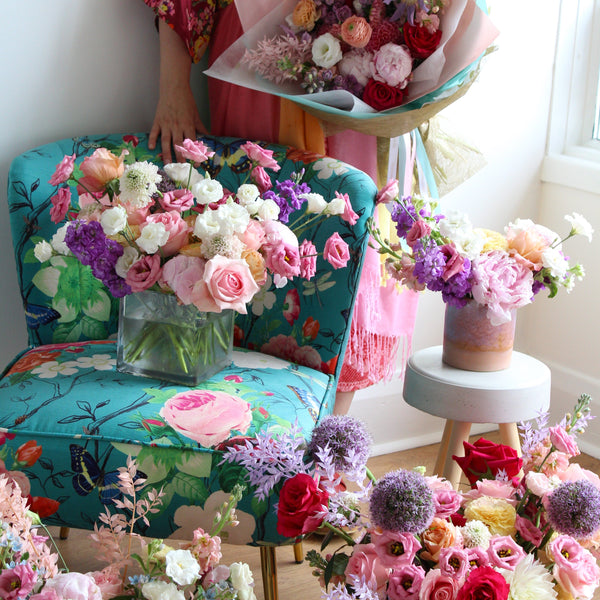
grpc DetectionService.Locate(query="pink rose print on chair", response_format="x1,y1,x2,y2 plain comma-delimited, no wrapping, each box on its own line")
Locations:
283,288,301,325
160,390,252,447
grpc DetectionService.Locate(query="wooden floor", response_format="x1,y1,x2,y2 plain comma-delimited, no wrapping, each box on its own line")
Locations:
50,431,600,600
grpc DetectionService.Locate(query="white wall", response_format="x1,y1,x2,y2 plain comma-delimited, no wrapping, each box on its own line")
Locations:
2,2,598,456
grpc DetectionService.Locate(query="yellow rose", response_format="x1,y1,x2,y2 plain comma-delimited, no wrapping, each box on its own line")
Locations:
463,496,517,537
292,0,319,31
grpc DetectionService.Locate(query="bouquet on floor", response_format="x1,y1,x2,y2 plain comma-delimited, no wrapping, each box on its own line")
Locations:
0,456,257,600
206,0,499,136
224,394,600,600
369,186,594,325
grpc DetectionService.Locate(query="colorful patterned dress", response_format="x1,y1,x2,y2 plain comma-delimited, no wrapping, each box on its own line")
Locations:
143,0,419,391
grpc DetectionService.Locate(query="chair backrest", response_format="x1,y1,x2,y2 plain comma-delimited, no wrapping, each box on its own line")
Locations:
7,134,376,381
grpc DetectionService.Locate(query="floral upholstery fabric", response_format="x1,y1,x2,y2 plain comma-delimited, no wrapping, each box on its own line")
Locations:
1,134,376,545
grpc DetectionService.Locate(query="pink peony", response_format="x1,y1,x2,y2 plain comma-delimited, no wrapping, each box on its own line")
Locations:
174,138,214,163
125,254,162,292
338,49,374,87
372,529,421,567
344,543,391,597
419,568,460,600
373,43,412,88
323,232,350,269
50,187,72,224
49,153,76,186
143,210,190,256
44,572,103,600
160,254,206,305
470,250,534,325
159,188,195,213
241,141,281,171
191,255,260,314
299,239,317,280
87,566,122,598
387,563,425,600
160,389,252,447
376,179,400,205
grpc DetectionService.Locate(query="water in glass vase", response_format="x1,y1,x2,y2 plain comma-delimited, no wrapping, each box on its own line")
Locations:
117,290,234,385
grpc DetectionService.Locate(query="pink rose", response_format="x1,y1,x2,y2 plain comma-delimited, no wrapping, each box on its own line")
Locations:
44,572,103,600
549,425,580,457
439,546,470,580
144,210,190,256
50,187,72,223
426,478,462,519
344,543,391,597
506,223,554,271
125,254,162,292
160,254,205,304
78,148,126,193
174,138,215,163
159,188,195,213
0,564,37,600
462,479,517,504
487,535,526,570
299,239,317,279
372,529,421,567
419,569,460,600
387,563,425,600
192,255,260,314
49,153,76,186
323,232,350,269
337,191,359,225
283,288,301,325
373,43,412,88
238,219,265,251
376,179,400,205
250,165,272,193
406,220,431,249
241,141,281,171
160,389,252,447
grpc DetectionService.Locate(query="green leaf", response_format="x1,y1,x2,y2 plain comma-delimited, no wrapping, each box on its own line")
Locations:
53,321,85,343
170,472,210,503
217,461,247,493
251,495,268,519
82,288,112,322
32,265,61,298
80,316,108,340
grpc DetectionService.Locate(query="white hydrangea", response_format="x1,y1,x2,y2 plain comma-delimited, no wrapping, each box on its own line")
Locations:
312,33,343,68
192,178,224,205
34,240,53,262
136,222,169,254
165,549,200,586
51,223,72,255
100,205,127,236
115,245,140,278
236,183,260,205
119,161,161,208
302,192,327,214
163,162,205,188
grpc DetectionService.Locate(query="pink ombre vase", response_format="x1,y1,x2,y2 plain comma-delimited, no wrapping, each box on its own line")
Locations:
442,301,517,372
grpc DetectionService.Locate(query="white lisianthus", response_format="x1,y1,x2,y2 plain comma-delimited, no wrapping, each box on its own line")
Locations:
244,199,261,217
163,162,205,188
311,33,343,68
136,222,169,254
165,549,200,586
525,471,560,497
119,161,161,208
51,223,72,255
256,198,280,221
302,193,327,214
34,240,53,262
100,205,128,236
439,209,485,259
192,178,224,205
115,246,140,278
565,212,594,242
502,553,557,600
141,580,185,600
236,183,260,206
194,208,221,239
542,247,569,279
229,562,257,600
326,196,346,216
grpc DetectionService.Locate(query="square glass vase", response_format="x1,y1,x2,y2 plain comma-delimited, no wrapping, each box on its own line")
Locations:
116,290,234,386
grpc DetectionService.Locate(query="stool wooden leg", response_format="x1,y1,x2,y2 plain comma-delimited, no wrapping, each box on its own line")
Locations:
499,422,521,455
293,541,304,563
59,527,70,540
434,420,453,477
260,546,278,600
443,420,472,489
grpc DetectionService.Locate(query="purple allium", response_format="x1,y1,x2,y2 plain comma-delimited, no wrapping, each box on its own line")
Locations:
547,479,600,538
369,469,435,534
308,415,372,472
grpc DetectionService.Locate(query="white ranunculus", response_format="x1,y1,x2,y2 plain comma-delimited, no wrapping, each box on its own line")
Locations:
302,193,327,214
142,580,185,600
256,198,280,221
34,240,53,262
219,201,251,234
236,183,260,206
311,33,343,68
163,162,205,188
193,208,221,239
565,212,594,242
136,222,169,254
229,562,257,600
192,178,224,205
100,205,128,235
165,549,200,586
326,196,346,215
51,223,72,255
542,247,569,279
115,245,140,278
439,209,485,259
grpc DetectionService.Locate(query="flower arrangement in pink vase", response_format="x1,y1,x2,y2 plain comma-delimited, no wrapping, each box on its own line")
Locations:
0,457,256,600
371,184,594,325
224,394,600,600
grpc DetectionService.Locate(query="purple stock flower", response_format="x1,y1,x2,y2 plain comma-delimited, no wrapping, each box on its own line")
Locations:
369,469,435,534
390,197,418,237
547,479,600,538
412,239,445,288
264,178,311,223
65,220,106,265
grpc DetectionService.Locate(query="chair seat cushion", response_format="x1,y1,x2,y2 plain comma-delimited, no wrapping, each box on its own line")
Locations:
0,341,333,544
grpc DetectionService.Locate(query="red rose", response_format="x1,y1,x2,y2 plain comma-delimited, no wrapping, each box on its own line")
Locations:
403,23,443,60
362,79,405,111
456,566,510,600
453,438,523,488
276,473,329,538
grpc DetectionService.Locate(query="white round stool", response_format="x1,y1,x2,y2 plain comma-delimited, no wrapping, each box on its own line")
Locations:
403,345,551,488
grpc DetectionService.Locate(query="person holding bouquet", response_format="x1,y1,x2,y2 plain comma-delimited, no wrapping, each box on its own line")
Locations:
143,0,419,415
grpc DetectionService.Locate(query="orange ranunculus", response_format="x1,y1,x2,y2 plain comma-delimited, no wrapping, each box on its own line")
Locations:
16,440,43,467
420,517,460,562
292,0,319,31
341,16,373,48
302,316,320,340
7,349,61,375
78,147,127,193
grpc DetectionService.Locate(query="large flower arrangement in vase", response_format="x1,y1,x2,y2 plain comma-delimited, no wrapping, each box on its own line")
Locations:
35,137,357,385
369,182,594,370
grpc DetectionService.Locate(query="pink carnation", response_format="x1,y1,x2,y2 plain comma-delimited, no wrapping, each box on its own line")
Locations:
49,153,76,186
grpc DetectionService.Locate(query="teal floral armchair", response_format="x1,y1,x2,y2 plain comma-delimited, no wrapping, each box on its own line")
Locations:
0,133,376,595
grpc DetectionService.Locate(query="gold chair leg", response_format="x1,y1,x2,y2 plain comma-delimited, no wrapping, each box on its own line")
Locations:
260,546,278,600
293,541,303,563
59,527,70,540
